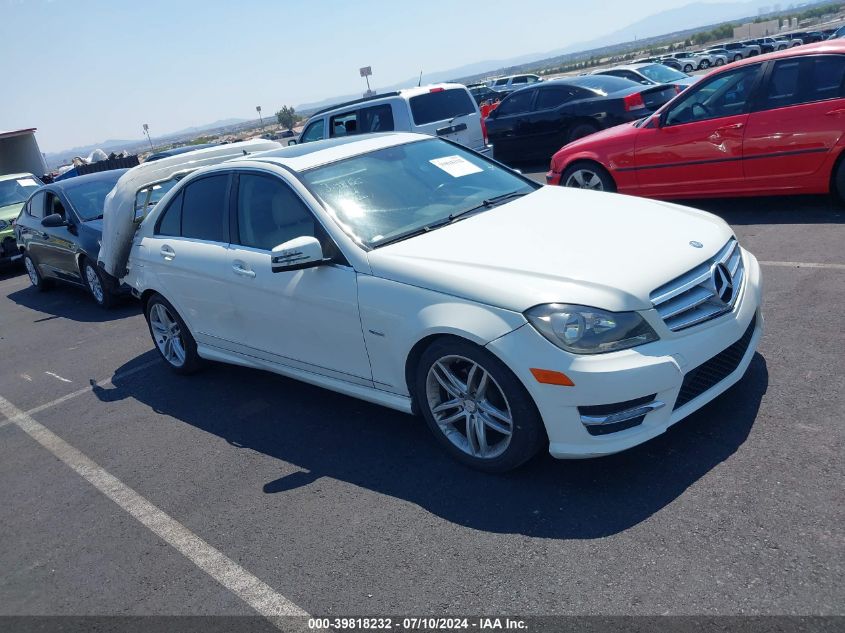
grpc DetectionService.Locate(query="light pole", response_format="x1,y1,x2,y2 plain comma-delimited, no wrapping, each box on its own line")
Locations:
256,106,264,130
142,123,153,150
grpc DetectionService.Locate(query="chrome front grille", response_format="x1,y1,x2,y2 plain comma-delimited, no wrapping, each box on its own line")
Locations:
650,238,745,332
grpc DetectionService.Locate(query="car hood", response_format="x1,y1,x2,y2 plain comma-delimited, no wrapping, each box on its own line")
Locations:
0,202,24,221
82,218,104,233
366,186,734,313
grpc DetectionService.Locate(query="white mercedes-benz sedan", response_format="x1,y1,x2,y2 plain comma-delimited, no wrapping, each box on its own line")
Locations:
120,132,763,471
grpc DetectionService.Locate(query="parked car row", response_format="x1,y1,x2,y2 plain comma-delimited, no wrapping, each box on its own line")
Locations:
547,42,845,202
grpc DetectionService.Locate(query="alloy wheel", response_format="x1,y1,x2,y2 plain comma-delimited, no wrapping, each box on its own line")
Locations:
85,263,104,304
564,169,604,190
24,257,38,286
425,355,513,460
149,303,186,367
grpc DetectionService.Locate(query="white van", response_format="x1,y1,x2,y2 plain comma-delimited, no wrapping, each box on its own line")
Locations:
296,83,490,155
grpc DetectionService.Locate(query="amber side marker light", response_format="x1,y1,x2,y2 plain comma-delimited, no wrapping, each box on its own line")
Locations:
530,368,575,386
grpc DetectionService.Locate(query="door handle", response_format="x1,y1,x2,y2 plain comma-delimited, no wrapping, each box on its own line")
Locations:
715,122,744,130
159,245,175,260
825,108,845,116
232,262,256,278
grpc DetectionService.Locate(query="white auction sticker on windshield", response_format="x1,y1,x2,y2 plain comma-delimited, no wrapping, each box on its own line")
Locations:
17,178,37,187
430,155,483,178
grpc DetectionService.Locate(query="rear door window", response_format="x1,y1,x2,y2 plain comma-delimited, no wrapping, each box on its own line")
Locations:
359,104,394,133
179,175,230,243
534,86,577,110
330,111,357,137
409,88,475,125
760,55,845,110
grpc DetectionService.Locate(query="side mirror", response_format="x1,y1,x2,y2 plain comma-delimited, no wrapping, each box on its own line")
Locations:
41,213,67,228
271,236,329,273
288,139,297,146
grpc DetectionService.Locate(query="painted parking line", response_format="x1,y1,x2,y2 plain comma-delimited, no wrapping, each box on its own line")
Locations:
0,394,308,624
760,261,845,270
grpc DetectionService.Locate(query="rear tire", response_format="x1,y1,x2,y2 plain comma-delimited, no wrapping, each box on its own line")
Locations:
567,122,600,144
414,337,545,473
715,58,725,66
23,253,51,292
561,161,617,193
699,60,710,69
683,64,694,73
733,54,743,62
145,293,202,375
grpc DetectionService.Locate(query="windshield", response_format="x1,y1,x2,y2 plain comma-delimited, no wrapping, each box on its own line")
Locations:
63,174,122,221
0,176,41,209
639,63,687,83
301,139,536,248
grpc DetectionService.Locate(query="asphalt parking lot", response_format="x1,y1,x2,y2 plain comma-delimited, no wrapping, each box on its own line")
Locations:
1,184,843,624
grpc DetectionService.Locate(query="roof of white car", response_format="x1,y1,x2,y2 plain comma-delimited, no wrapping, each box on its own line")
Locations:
238,132,429,172
0,172,37,182
594,63,653,72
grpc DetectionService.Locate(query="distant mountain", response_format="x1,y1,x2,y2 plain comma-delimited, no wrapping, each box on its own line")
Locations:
45,118,251,163
297,0,828,113
166,118,249,136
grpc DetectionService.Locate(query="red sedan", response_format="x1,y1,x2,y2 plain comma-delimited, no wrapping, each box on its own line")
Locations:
546,41,845,203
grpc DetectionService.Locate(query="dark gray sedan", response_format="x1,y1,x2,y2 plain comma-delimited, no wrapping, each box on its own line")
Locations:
15,169,128,307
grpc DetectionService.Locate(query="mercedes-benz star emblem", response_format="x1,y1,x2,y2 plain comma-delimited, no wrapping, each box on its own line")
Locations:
689,240,703,248
711,262,734,305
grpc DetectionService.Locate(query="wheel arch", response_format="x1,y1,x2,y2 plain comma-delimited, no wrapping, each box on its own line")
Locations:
829,146,845,198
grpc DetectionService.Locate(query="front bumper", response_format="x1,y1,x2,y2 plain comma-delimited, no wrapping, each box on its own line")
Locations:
486,249,763,458
0,232,21,265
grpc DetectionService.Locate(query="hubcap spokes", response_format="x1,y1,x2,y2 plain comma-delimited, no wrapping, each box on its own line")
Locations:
86,265,103,303
25,258,38,285
565,169,603,191
150,304,185,367
426,355,513,460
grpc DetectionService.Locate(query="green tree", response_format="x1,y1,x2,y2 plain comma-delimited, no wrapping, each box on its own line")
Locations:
275,106,297,131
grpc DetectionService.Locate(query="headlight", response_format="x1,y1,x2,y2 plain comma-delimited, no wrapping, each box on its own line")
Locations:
525,303,658,354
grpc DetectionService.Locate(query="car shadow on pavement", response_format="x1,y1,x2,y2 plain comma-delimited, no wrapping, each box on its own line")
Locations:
7,284,141,323
95,351,767,539
676,195,844,225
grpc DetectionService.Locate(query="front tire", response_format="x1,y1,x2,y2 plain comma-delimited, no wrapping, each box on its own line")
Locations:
23,253,51,291
699,60,710,69
683,64,694,73
561,161,616,192
145,293,202,374
415,337,545,472
715,58,725,66
733,54,743,62
82,258,115,308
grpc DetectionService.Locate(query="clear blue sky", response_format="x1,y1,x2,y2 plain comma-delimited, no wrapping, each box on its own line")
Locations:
2,0,710,152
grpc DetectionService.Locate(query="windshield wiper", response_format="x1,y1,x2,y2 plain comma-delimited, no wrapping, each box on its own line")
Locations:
452,190,531,219
372,191,530,249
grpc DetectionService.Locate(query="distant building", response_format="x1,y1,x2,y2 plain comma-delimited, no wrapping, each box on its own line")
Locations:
733,19,780,38
0,128,48,177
